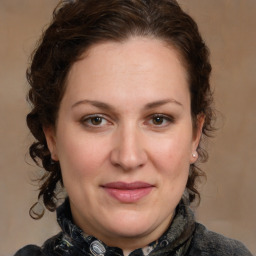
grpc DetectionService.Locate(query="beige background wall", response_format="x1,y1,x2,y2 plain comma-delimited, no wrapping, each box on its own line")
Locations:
0,1,255,255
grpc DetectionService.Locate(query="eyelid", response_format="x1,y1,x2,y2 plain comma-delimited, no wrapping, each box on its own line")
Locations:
81,113,103,120
151,113,174,119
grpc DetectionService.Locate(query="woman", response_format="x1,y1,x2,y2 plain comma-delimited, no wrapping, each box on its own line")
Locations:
14,0,253,255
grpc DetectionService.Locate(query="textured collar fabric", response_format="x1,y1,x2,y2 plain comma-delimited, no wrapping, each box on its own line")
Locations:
42,197,195,256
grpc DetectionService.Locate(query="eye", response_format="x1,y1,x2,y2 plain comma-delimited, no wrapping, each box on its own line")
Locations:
90,116,104,125
81,114,110,127
148,114,174,127
152,116,165,125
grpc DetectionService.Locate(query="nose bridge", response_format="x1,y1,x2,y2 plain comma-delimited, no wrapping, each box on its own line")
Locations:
110,121,147,170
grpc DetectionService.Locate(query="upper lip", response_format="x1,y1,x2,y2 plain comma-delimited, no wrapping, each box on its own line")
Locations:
102,181,154,190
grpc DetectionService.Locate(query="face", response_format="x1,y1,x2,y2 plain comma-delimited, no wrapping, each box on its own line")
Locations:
44,37,202,250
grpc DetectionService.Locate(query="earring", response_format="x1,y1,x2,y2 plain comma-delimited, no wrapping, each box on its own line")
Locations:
192,152,197,158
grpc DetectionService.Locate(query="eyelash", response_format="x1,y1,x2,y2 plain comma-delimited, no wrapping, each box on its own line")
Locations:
80,113,174,129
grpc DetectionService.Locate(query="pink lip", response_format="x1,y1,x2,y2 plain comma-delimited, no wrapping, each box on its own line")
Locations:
102,182,154,203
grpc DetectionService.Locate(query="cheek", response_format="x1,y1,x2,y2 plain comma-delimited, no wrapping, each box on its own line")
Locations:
147,134,192,195
149,133,192,171
56,131,110,179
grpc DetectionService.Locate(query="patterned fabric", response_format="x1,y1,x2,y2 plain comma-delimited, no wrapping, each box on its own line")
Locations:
14,198,253,256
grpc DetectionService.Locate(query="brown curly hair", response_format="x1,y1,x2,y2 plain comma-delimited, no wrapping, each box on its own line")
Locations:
27,0,214,218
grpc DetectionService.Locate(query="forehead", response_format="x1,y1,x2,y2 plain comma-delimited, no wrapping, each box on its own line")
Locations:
63,37,190,107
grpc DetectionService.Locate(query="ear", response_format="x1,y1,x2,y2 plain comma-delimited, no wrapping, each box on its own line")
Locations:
190,114,205,163
43,126,59,161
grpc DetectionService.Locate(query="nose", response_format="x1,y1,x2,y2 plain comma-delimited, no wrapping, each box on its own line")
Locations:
110,125,148,171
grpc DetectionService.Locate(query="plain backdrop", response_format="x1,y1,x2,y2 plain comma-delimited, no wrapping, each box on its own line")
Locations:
0,0,255,255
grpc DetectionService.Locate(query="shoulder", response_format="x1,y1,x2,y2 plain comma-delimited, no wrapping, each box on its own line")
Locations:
14,245,43,256
14,233,62,256
187,222,253,256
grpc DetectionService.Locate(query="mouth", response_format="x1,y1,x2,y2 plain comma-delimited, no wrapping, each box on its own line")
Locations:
101,182,154,203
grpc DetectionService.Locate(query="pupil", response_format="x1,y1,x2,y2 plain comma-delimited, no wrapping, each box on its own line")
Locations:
153,116,163,125
92,117,102,125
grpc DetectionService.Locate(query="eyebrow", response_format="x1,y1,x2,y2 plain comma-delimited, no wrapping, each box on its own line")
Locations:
71,98,183,110
72,100,115,111
143,99,183,109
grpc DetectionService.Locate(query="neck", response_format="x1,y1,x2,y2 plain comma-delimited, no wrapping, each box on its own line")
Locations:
123,250,132,256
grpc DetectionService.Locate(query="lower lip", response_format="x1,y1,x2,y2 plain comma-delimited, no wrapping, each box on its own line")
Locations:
103,187,153,203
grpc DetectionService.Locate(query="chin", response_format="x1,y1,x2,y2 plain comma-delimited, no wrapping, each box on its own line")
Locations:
104,210,158,237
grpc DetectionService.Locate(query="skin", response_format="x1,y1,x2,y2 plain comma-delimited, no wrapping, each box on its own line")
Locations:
44,37,203,253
